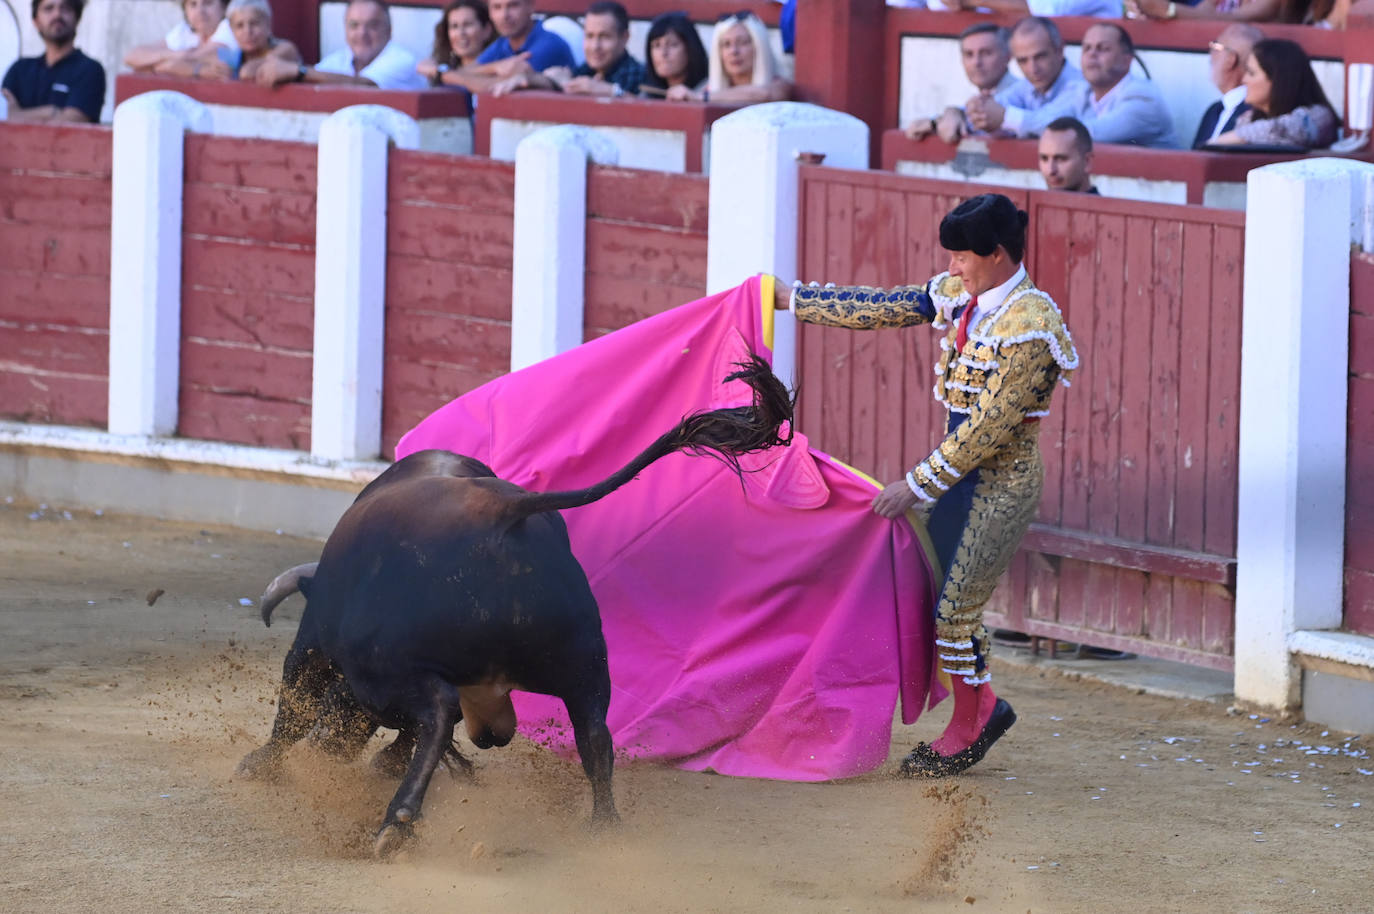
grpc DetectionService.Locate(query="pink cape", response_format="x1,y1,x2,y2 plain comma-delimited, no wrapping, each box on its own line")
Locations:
397,276,942,781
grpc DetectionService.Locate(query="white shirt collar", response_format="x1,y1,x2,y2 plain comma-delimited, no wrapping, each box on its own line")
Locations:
969,263,1027,324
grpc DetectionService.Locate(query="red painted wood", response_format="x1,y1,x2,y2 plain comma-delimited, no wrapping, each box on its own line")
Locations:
380,360,506,458
795,0,886,166
584,276,703,332
385,259,512,324
180,236,314,299
1203,225,1243,557
179,387,311,451
1058,208,1097,533
586,168,709,232
0,271,107,328
1143,215,1181,548
583,220,709,288
182,183,317,247
116,74,471,118
388,150,515,214
1115,215,1153,544
179,338,313,404
184,134,317,194
0,323,108,374
181,288,314,352
387,202,514,269
1168,579,1207,652
1174,221,1213,553
1022,524,1234,584
0,371,106,425
1346,569,1374,637
0,222,110,276
0,172,111,228
0,122,112,175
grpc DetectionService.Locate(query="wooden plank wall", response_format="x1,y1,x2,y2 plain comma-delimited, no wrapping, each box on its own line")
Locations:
1347,252,1374,637
583,167,709,336
0,124,112,427
179,135,317,450
382,151,516,458
795,167,1244,669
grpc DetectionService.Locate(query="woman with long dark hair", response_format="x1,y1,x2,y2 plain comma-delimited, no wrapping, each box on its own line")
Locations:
640,11,707,97
418,0,494,87
1213,38,1338,148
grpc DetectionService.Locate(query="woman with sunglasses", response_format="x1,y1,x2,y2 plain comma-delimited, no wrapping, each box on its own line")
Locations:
665,10,789,104
1211,38,1338,149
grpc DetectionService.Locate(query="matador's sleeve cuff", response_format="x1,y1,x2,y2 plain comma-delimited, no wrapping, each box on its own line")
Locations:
907,449,964,501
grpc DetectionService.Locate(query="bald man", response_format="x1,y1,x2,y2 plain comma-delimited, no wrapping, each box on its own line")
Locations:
1193,24,1263,148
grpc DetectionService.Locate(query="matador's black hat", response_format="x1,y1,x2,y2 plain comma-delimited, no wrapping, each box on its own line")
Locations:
939,193,1029,257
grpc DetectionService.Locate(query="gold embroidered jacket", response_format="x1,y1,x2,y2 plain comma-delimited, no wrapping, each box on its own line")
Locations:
793,273,1078,502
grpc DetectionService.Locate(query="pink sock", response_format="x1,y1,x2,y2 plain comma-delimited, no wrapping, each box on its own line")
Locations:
930,679,998,757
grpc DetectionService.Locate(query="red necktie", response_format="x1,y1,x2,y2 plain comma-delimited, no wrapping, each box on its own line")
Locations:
956,296,977,351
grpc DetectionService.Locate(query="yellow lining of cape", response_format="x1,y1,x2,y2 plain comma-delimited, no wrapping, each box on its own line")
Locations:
759,273,775,353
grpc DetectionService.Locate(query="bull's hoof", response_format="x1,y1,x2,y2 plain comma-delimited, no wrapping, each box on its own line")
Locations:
373,820,415,860
235,746,283,781
587,808,621,832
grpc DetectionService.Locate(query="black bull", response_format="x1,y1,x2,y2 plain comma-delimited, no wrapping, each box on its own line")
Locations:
237,356,793,857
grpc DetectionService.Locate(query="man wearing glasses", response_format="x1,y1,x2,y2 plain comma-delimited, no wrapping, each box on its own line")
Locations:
1193,24,1263,148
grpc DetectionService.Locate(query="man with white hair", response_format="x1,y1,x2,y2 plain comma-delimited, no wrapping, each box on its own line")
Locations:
1192,24,1263,147
256,0,425,89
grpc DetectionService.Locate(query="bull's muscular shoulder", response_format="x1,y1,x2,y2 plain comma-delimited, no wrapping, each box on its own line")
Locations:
356,450,497,504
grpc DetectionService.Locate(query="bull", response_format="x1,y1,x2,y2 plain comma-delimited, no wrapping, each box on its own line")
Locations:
237,356,792,857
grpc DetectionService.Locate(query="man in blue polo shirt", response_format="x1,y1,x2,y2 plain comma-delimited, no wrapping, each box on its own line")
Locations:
444,0,574,94
2,0,106,123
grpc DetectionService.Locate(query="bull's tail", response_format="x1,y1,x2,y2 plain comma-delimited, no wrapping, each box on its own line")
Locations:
506,353,794,521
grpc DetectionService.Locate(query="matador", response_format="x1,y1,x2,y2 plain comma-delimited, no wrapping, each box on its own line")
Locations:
775,194,1078,777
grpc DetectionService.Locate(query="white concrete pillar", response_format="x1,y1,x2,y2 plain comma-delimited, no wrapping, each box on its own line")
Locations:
509,125,618,373
705,102,868,390
311,106,419,461
1234,158,1374,709
107,91,211,436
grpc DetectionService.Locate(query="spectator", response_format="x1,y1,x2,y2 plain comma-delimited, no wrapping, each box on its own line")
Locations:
255,0,426,89
905,23,1019,144
2,0,105,123
123,0,235,73
418,0,494,88
1042,23,1177,148
153,0,300,81
1126,0,1287,23
966,17,1085,138
1192,24,1262,147
1212,38,1338,149
444,0,576,94
1038,116,1098,193
490,1,646,97
945,0,1122,18
665,11,789,104
640,10,708,98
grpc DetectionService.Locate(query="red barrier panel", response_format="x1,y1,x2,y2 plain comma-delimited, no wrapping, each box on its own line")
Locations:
584,166,709,337
1347,252,1374,637
382,150,516,458
178,134,317,450
0,123,112,428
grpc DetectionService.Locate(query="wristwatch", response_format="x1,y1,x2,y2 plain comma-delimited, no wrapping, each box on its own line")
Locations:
436,63,451,74
294,64,308,82
612,83,624,97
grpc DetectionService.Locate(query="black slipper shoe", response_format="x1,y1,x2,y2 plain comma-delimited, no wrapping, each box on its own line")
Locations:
897,698,1017,778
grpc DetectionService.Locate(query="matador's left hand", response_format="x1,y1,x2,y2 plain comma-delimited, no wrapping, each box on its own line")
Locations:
873,480,922,519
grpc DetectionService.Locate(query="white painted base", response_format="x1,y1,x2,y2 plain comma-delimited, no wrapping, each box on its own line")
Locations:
204,103,472,154
492,119,690,173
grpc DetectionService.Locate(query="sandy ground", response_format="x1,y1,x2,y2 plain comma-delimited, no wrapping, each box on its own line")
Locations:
0,496,1370,914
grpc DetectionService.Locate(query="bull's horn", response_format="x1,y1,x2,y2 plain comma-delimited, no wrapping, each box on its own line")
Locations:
258,562,318,627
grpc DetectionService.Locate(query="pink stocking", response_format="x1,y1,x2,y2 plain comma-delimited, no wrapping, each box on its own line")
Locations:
930,677,998,757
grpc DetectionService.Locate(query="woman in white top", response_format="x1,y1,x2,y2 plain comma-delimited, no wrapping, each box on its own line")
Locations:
666,11,789,104
123,0,234,72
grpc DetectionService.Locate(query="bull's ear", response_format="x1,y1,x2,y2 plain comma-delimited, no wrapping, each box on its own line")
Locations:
298,576,315,599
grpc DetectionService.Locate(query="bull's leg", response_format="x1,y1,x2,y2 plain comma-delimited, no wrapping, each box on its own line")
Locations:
237,645,331,780
373,682,461,859
310,677,379,761
562,681,619,827
371,728,416,779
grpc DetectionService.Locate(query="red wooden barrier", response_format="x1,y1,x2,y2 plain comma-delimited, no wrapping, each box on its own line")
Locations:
0,123,112,428
1347,252,1374,637
382,150,516,458
178,135,317,451
584,166,709,337
796,166,1244,669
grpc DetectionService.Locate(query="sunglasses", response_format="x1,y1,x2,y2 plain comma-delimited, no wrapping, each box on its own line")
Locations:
717,9,753,23
1207,40,1237,58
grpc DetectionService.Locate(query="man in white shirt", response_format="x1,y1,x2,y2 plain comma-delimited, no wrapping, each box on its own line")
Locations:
904,23,1023,144
255,0,426,89
941,0,1121,15
1041,22,1177,148
966,17,1086,138
1192,24,1262,148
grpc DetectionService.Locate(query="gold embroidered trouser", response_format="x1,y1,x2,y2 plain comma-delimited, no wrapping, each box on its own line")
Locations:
933,421,1043,685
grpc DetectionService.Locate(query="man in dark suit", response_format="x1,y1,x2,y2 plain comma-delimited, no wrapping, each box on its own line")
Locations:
1193,24,1263,148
